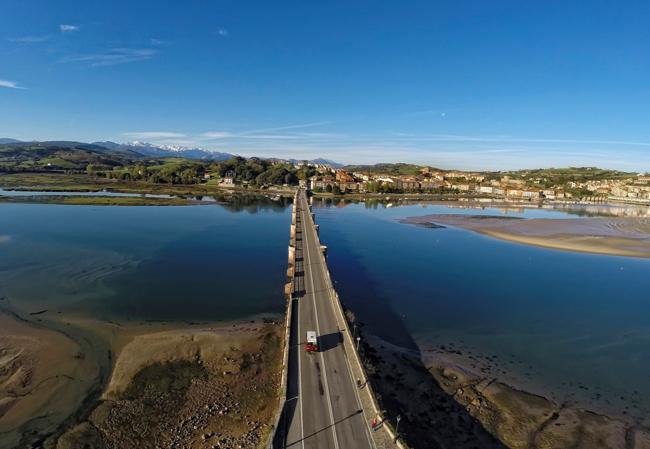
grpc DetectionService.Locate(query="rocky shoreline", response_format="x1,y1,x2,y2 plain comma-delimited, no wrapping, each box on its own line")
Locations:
427,353,650,449
357,327,650,449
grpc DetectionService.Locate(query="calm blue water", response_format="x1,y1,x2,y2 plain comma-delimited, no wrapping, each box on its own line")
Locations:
314,200,650,420
0,200,290,322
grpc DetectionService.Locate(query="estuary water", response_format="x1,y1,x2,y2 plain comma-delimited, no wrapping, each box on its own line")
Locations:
313,199,650,421
0,199,290,322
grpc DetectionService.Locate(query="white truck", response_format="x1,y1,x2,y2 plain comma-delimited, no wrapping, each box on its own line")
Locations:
305,331,318,353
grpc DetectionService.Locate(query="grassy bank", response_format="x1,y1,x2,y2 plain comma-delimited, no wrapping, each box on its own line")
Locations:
0,195,197,206
0,172,296,197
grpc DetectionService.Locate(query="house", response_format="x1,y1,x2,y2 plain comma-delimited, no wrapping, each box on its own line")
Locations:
397,178,419,190
479,185,494,194
221,170,235,185
542,189,556,200
506,188,523,198
335,170,355,183
338,182,360,192
420,181,443,190
522,189,541,200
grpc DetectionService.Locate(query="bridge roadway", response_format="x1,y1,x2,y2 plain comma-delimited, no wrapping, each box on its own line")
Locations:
279,190,375,449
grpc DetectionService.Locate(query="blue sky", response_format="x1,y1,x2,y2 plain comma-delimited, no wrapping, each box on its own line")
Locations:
1,0,650,171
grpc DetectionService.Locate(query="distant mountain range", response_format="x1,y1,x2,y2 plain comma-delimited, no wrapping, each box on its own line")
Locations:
0,138,22,144
91,141,234,161
0,138,342,166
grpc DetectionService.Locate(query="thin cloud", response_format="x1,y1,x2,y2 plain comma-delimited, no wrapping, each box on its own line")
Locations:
60,24,80,33
8,35,50,43
217,28,229,37
0,79,25,89
243,121,331,135
61,48,159,67
201,131,233,139
123,131,186,139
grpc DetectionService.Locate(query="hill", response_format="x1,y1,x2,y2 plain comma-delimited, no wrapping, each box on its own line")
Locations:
343,163,433,176
0,141,130,171
491,167,636,186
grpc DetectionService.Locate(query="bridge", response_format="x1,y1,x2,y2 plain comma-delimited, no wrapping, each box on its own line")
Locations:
271,189,405,449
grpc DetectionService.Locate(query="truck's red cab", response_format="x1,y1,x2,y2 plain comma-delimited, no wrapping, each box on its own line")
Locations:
305,331,318,353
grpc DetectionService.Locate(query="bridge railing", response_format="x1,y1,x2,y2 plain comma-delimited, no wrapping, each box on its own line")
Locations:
266,190,299,449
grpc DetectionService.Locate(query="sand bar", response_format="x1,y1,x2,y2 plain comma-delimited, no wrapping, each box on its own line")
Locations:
401,214,650,258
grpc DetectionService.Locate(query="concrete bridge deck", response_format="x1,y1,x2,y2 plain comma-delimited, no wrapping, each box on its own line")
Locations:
272,190,405,449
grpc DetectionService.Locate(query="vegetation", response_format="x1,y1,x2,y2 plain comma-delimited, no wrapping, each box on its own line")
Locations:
343,163,429,176
0,142,127,172
494,167,634,185
0,142,307,188
0,195,196,206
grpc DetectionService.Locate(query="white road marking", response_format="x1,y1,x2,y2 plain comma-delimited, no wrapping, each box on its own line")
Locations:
308,192,376,449
303,198,341,449
325,284,377,449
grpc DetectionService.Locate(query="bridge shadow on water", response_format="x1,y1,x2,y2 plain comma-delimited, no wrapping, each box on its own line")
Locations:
325,236,509,449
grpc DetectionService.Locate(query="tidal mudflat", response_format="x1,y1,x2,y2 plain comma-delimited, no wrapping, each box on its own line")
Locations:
0,199,290,448
401,214,650,258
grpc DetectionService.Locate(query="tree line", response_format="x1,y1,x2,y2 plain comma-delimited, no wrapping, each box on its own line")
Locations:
94,156,317,186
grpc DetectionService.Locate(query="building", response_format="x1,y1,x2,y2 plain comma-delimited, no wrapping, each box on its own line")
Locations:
222,170,235,185
506,188,523,198
542,189,556,200
397,178,419,190
335,170,355,183
420,180,443,190
522,189,541,200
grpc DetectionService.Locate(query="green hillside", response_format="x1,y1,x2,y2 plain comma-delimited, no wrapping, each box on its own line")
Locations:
0,142,129,172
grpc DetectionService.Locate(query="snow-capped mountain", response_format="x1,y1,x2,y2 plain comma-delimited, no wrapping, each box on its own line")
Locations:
93,141,234,161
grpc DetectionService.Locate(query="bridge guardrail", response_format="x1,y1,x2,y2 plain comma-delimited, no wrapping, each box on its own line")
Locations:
266,191,299,449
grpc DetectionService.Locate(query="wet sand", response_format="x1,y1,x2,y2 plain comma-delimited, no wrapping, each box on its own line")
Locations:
357,328,650,449
56,321,283,449
424,350,650,449
0,307,283,449
0,312,99,449
401,214,650,258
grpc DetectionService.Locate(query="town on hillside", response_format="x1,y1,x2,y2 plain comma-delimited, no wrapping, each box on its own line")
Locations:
299,163,650,205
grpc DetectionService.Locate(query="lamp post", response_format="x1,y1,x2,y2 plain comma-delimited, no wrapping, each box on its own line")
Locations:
394,415,402,443
356,336,361,352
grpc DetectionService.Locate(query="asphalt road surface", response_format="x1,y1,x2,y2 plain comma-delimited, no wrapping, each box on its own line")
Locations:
281,191,375,449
